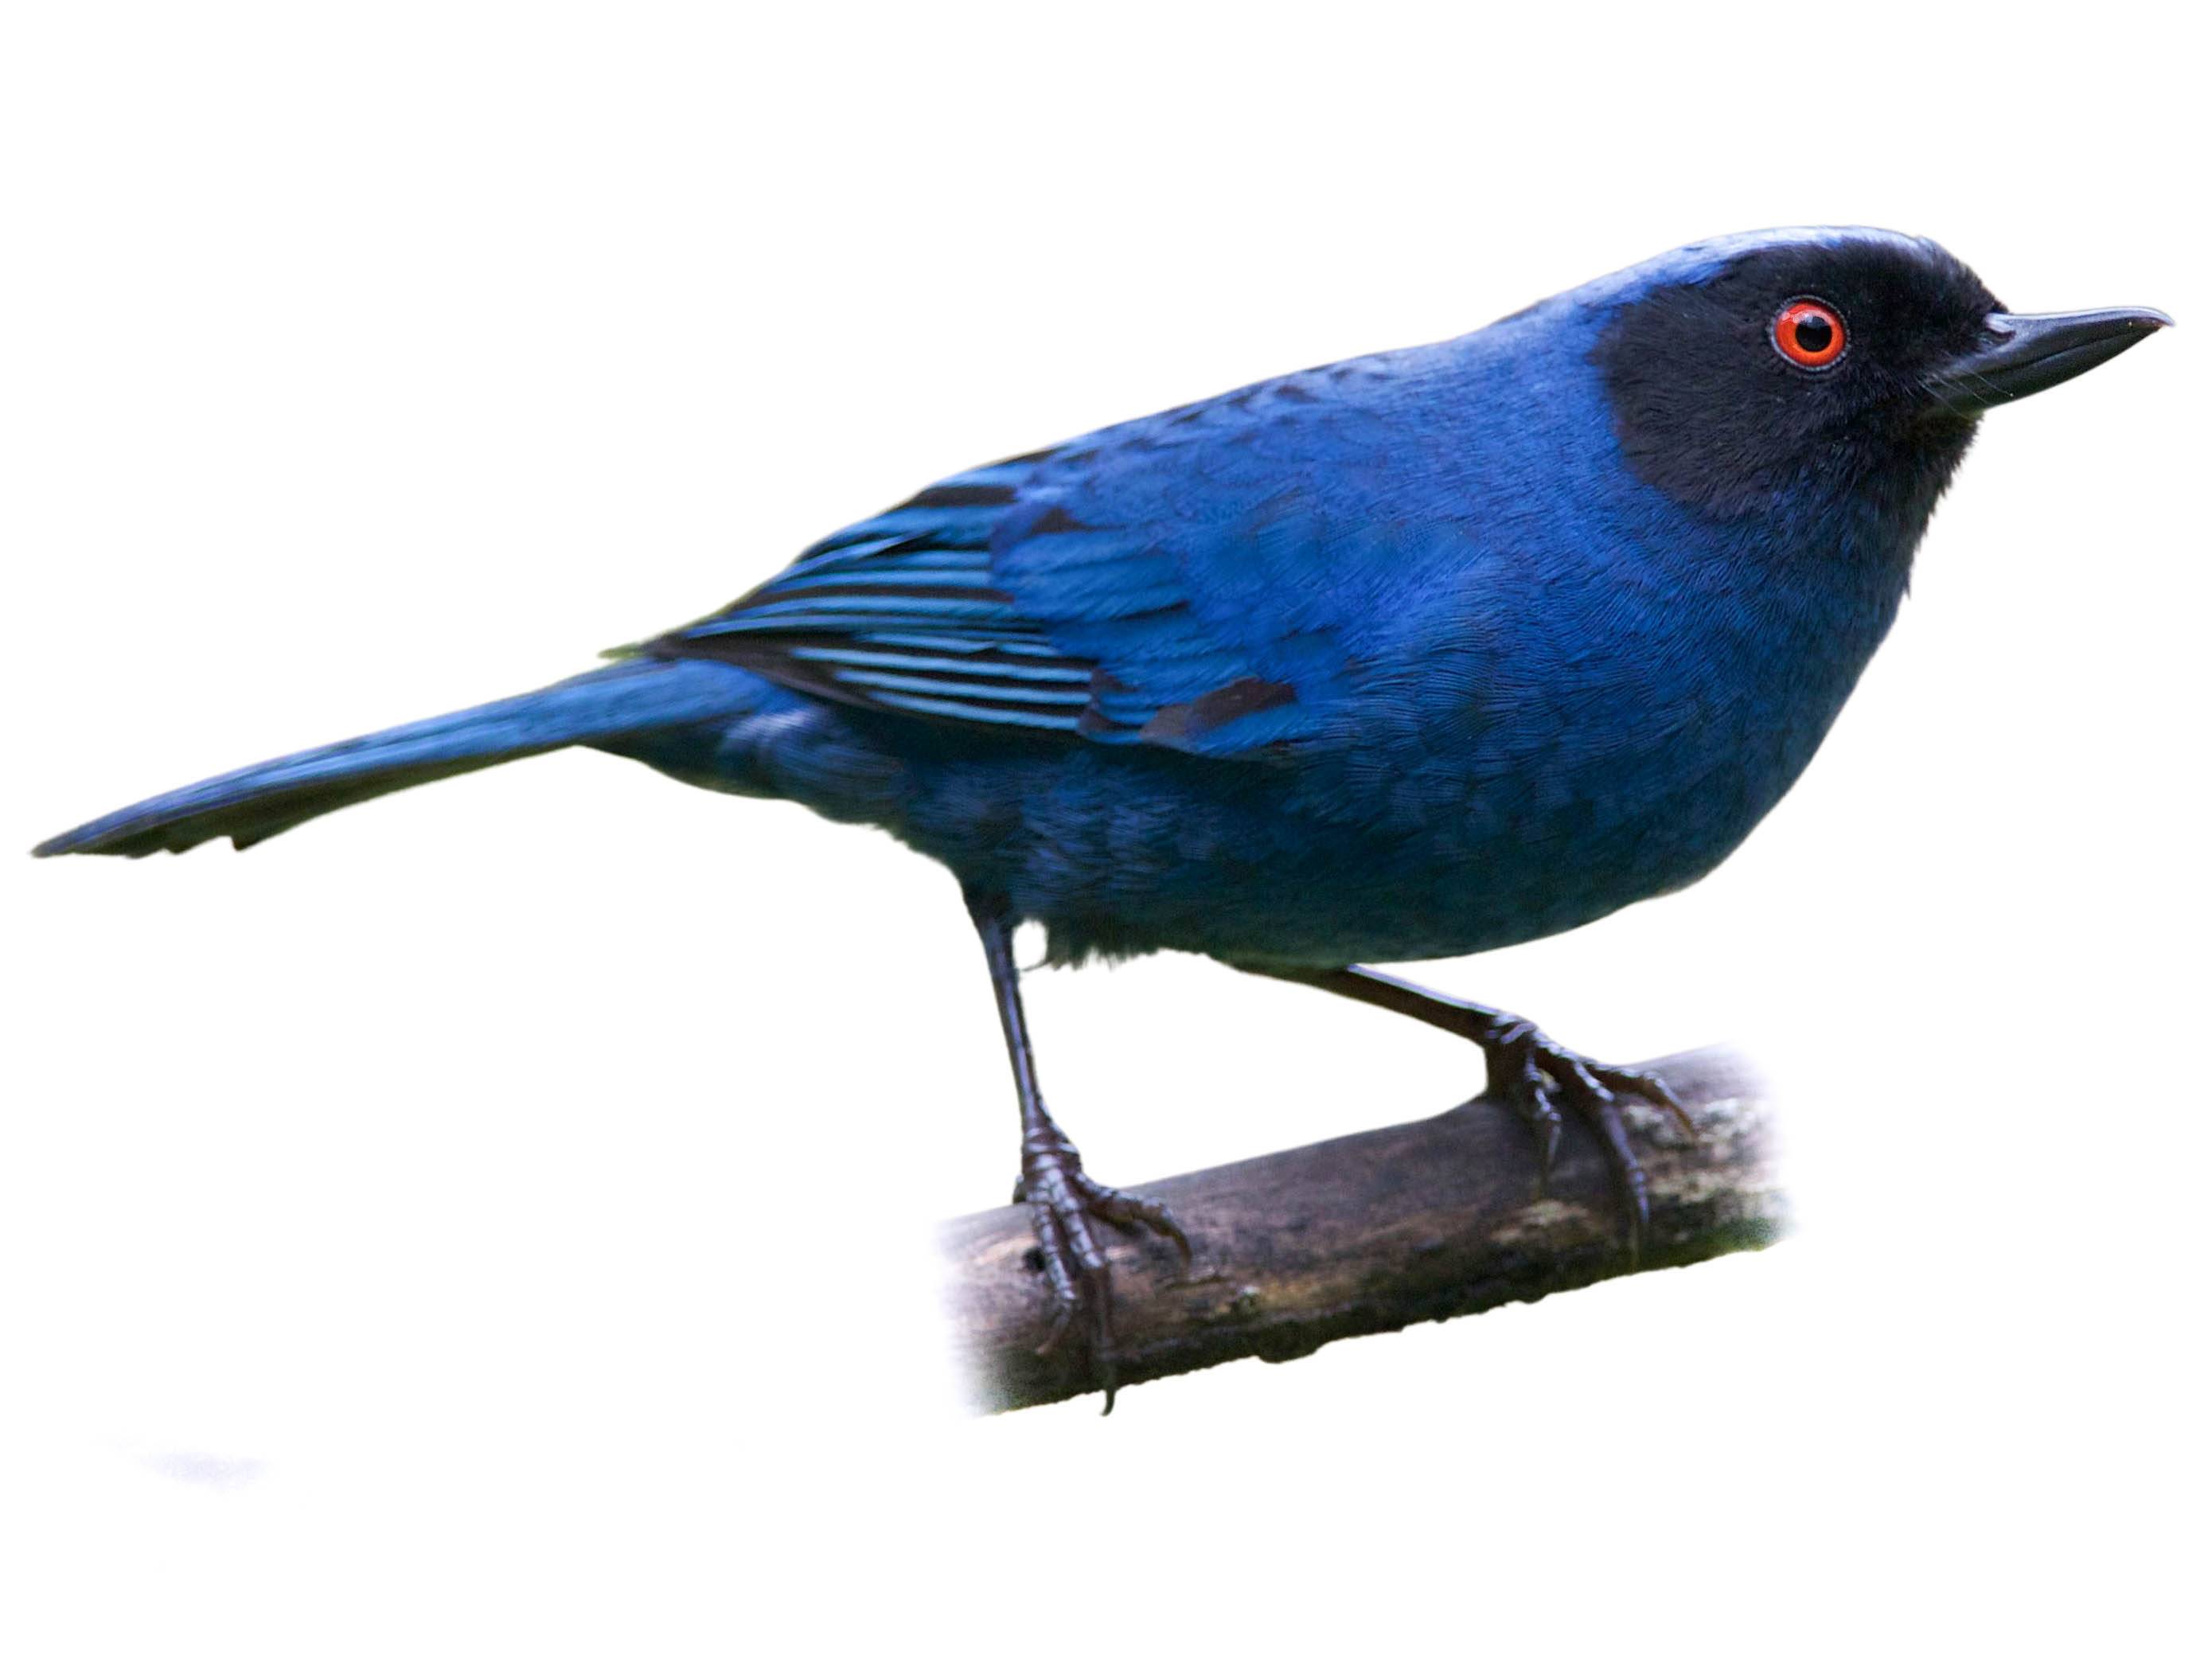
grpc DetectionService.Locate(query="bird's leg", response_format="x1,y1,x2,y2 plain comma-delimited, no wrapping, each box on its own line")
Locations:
1249,964,1693,1259
965,891,1190,1412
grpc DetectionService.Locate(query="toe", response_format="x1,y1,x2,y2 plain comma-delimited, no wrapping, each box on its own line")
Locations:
1473,1019,1682,1260
1112,1193,1192,1265
1529,1037,1660,1259
1027,1202,1083,1356
1021,1139,1192,1405
1580,1092,1651,1260
1603,1064,1695,1134
1493,1042,1566,1184
1067,1172,1193,1267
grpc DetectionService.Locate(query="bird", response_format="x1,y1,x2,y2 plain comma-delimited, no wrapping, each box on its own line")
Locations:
37,227,2168,1407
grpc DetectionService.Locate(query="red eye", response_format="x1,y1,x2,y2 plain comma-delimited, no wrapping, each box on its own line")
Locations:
1773,299,1847,368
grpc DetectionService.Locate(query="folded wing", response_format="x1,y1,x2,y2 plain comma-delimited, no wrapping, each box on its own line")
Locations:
641,350,1448,758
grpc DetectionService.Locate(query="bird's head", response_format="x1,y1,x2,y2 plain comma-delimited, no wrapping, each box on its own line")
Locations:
1584,228,2169,522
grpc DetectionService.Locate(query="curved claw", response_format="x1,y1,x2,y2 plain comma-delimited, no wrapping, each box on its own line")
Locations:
1598,1064,1697,1135
1531,1120,1562,1190
1520,1068,1566,1185
1087,1272,1119,1413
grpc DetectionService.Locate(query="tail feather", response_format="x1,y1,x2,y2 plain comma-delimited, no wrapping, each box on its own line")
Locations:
34,658,755,858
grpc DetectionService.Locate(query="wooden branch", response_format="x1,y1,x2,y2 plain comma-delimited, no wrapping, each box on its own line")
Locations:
940,1047,1783,1412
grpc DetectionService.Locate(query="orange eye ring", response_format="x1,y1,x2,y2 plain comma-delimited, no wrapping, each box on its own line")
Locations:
1773,299,1847,369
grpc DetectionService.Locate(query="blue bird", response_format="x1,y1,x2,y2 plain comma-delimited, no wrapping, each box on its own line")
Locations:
37,228,2167,1405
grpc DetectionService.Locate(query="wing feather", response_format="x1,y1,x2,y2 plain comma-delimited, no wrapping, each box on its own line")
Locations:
642,355,1425,753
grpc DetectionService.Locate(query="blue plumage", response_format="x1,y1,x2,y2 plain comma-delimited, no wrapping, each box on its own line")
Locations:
32,658,776,859
614,229,1964,963
37,228,2168,1400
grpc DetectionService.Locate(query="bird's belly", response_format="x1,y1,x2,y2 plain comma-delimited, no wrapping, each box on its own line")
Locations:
896,712,1809,967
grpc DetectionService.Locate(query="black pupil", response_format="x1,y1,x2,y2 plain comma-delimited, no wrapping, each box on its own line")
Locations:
1793,312,1835,355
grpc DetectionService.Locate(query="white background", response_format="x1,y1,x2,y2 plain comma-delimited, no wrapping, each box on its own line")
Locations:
4,4,2205,1653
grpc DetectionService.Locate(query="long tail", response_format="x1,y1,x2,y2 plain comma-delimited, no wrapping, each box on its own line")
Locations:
34,658,758,858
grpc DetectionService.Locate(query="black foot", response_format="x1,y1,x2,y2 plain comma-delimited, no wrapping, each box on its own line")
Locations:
1475,1017,1693,1260
1017,1122,1191,1413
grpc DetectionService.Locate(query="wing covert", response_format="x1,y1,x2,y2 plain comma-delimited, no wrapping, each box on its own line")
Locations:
642,353,1431,755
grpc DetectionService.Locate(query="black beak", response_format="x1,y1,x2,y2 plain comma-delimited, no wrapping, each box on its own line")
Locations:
1927,306,2171,415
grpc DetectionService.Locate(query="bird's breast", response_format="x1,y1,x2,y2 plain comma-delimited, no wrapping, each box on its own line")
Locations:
1344,523,1916,951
